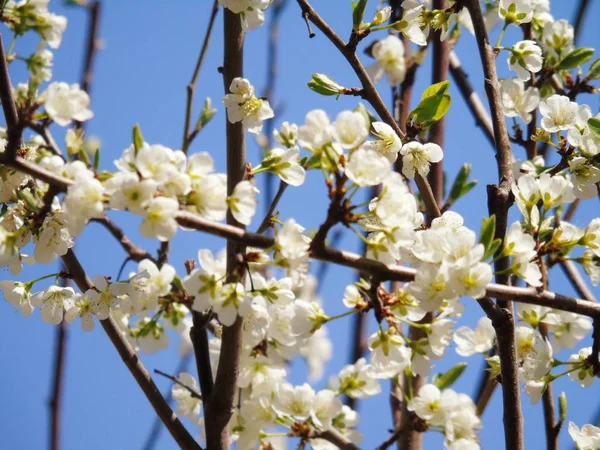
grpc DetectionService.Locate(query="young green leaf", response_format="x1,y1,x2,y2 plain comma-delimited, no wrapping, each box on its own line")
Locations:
557,47,594,71
352,0,368,30
432,363,467,390
132,123,144,153
483,238,502,261
448,163,473,204
93,148,100,172
479,215,497,259
408,81,452,129
588,117,600,141
586,58,600,80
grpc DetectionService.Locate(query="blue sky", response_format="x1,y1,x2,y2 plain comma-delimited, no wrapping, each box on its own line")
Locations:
1,1,600,449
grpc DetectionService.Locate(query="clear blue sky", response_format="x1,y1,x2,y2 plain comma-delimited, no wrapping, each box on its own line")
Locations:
1,1,600,449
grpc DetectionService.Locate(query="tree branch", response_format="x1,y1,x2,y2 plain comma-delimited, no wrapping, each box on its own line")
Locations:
3,162,600,318
463,1,523,449
141,354,192,450
60,249,201,450
0,33,21,162
560,260,598,303
91,217,157,264
74,0,101,131
202,9,246,450
313,428,359,450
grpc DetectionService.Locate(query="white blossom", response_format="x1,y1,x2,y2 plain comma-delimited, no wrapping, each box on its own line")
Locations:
223,77,274,134
500,78,540,123
453,317,495,356
140,196,179,241
44,82,93,126
228,180,258,226
363,122,402,163
498,0,533,25
539,95,579,133
508,40,543,81
367,35,407,85
333,111,368,149
30,285,77,325
346,147,391,187
400,141,443,179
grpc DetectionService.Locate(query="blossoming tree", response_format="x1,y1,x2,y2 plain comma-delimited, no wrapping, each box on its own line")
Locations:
1,0,600,449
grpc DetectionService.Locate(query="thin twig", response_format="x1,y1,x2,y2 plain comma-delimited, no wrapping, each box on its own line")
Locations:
256,179,288,234
560,260,598,303
91,217,157,263
74,0,101,131
141,353,192,450
573,0,591,46
182,0,219,153
154,369,202,400
377,425,405,450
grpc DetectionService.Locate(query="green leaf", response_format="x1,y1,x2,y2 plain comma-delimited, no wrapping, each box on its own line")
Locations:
448,163,472,204
132,124,144,153
198,97,217,128
484,238,502,261
352,0,368,30
588,117,600,141
408,81,452,129
586,58,600,80
172,276,183,290
93,148,100,172
479,215,497,250
432,363,467,390
557,47,594,71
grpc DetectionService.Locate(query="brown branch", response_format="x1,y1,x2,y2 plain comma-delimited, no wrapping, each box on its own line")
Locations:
560,260,598,303
377,425,405,450
297,0,444,221
312,429,359,450
256,179,288,234
91,217,157,264
74,0,101,131
60,249,201,450
182,0,219,153
157,241,170,266
463,1,522,449
3,161,600,318
449,51,495,147
573,0,591,46
184,259,215,411
202,9,246,450
0,33,21,162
